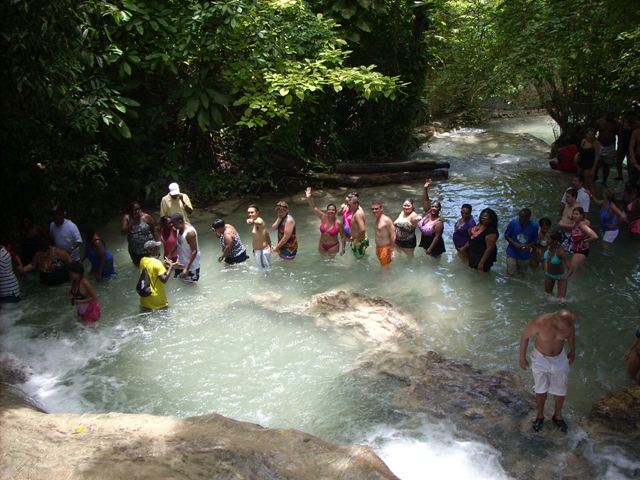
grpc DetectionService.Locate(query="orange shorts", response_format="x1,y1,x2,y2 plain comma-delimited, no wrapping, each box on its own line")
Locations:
376,245,393,267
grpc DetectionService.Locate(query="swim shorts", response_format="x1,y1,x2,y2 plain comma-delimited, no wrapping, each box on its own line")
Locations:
599,143,616,166
253,247,271,271
531,347,570,396
225,250,249,264
350,235,369,259
376,245,393,267
78,301,101,323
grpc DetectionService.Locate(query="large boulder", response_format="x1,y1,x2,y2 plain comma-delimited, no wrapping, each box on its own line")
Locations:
0,383,398,480
589,385,640,432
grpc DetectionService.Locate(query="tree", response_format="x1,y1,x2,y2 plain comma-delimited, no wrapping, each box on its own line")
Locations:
1,0,407,218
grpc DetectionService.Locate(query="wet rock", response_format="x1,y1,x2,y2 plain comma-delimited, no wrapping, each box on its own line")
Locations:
589,385,640,432
0,350,32,384
0,384,399,480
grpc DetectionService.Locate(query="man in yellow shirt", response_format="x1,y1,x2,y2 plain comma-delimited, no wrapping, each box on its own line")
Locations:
139,240,181,310
160,183,194,223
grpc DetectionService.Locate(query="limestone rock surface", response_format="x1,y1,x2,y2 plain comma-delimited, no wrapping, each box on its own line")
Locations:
0,383,398,480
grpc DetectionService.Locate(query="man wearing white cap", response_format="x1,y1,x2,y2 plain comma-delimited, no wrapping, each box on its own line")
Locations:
160,182,193,223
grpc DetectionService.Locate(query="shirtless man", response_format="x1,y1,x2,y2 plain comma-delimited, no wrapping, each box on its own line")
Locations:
519,309,576,433
558,188,579,230
371,202,395,267
348,196,368,258
594,111,620,187
247,204,271,271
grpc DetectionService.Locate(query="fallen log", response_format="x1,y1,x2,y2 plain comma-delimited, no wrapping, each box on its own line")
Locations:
308,169,448,188
335,159,450,174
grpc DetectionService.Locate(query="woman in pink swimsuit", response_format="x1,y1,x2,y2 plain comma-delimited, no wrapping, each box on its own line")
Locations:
305,187,346,257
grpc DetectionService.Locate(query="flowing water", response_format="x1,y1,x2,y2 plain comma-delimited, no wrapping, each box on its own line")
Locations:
2,115,640,479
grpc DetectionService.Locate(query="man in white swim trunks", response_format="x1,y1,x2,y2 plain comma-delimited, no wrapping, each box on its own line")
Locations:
247,204,271,272
519,309,576,433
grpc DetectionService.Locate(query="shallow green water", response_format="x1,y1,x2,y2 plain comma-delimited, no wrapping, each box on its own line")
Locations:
2,117,639,479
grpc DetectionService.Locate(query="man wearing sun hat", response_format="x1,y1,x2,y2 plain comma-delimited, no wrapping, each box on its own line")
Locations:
160,182,194,223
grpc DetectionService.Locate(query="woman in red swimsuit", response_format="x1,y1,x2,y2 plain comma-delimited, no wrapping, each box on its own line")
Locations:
305,187,346,257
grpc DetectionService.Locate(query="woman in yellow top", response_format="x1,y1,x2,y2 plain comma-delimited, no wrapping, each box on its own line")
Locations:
139,240,182,310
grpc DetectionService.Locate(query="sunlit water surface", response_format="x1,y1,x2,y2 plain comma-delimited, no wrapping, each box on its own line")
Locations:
2,116,640,479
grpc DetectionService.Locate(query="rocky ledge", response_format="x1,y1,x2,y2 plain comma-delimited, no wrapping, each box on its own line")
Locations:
0,383,398,480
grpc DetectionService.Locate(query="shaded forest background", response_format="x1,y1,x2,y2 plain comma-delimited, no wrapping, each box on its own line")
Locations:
2,0,638,220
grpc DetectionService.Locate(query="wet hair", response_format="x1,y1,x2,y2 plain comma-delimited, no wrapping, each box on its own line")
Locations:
211,219,225,229
326,203,337,211
461,203,472,213
248,204,260,213
479,208,498,228
67,261,85,276
572,206,585,217
170,213,184,223
565,188,578,199
127,201,140,214
549,230,563,242
350,197,361,206
602,189,616,201
160,215,172,226
404,198,414,205
538,217,552,227
79,223,95,240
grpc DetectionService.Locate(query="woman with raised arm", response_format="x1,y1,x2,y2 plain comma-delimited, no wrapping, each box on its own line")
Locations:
417,179,445,257
569,207,598,270
305,187,346,257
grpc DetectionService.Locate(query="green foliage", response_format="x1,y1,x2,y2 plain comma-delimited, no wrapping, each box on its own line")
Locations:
1,0,410,220
491,0,639,139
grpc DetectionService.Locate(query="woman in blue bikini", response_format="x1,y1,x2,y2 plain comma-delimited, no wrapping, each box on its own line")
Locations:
543,231,573,303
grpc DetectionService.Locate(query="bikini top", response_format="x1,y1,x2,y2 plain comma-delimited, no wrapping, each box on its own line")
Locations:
320,217,339,236
544,248,562,265
537,230,548,247
37,249,65,273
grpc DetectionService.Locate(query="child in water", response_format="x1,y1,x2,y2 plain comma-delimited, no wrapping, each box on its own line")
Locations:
65,262,101,323
159,215,178,262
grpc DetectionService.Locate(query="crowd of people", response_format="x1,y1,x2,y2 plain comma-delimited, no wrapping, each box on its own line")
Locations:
1,160,639,434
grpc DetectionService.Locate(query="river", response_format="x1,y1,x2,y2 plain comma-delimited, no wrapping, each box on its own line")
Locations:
2,115,639,479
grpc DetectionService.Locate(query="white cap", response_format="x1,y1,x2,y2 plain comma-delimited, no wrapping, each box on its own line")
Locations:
168,183,180,195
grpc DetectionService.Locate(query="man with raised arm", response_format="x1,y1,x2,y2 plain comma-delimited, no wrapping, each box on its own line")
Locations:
519,309,576,433
247,204,271,272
